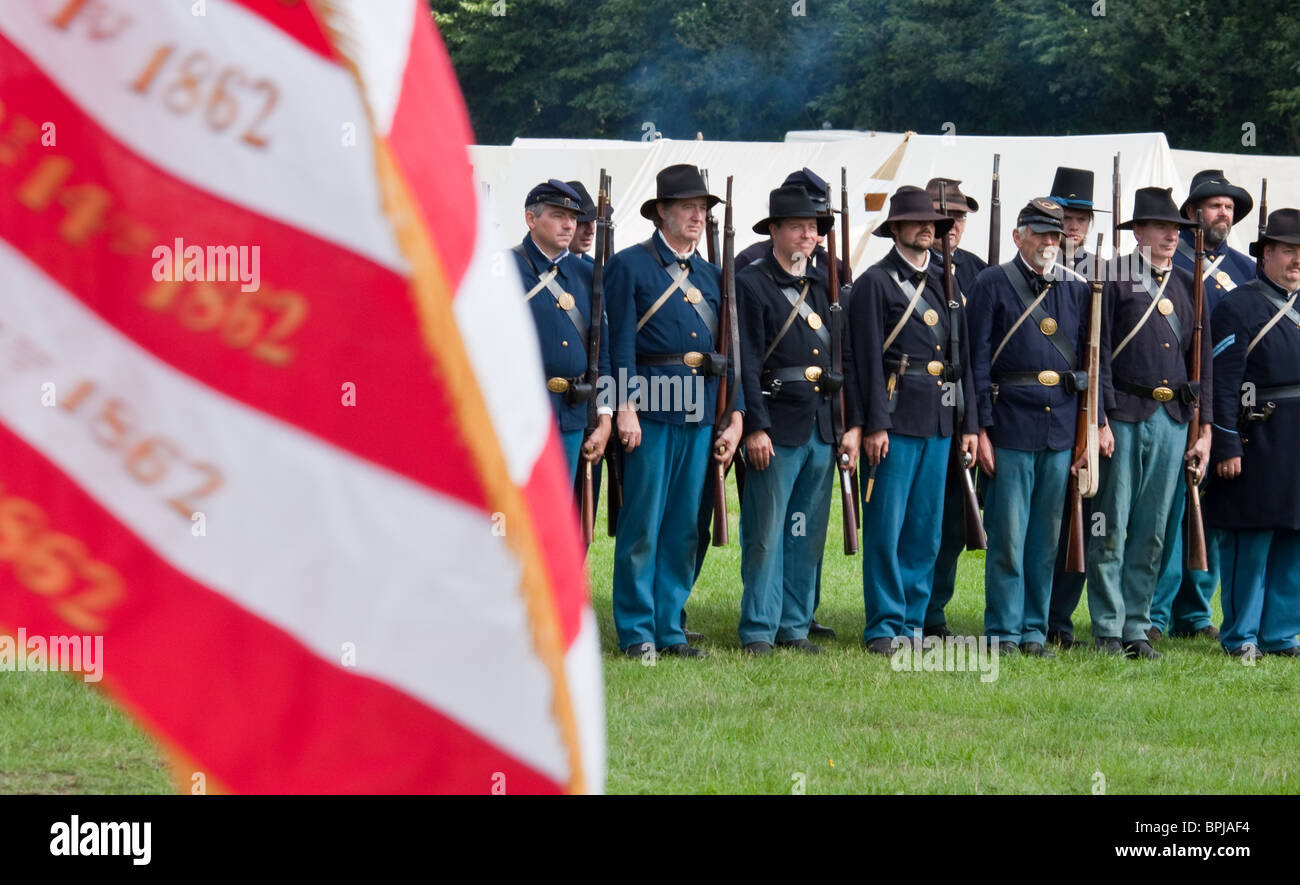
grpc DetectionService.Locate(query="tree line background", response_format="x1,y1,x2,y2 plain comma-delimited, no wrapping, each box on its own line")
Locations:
430,0,1300,155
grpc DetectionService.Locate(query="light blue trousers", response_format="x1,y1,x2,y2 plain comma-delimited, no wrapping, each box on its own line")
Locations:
1151,487,1221,634
738,431,833,645
612,420,711,650
860,433,949,642
982,447,1071,645
1218,529,1300,653
1085,410,1186,641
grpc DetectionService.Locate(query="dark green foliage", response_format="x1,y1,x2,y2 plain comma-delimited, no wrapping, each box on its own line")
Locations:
432,0,1299,153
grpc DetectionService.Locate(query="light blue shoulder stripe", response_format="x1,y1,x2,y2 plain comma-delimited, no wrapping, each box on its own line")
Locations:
1212,333,1236,358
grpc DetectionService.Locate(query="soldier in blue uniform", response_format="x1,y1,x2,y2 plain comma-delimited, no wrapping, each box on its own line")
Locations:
512,180,612,481
1206,208,1300,657
968,199,1106,656
847,186,978,655
1044,166,1107,647
735,168,843,279
921,177,988,639
1087,187,1213,659
736,186,863,655
605,164,745,660
732,167,842,640
1151,171,1257,642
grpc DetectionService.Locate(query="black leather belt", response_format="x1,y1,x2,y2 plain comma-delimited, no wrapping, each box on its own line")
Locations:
762,365,841,397
1256,383,1300,400
996,369,1088,393
886,355,956,382
636,351,726,376
1117,378,1198,405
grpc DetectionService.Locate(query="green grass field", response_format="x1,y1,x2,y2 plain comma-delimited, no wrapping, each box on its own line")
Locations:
2,486,1296,794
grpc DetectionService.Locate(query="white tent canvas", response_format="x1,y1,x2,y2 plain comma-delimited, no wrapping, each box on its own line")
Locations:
789,129,1181,266
470,135,907,272
1170,148,1300,254
470,131,1290,276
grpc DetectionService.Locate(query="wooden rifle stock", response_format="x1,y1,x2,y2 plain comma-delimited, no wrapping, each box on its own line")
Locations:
1185,211,1208,571
827,184,858,555
1065,232,1105,572
1257,178,1268,276
711,176,739,546
988,154,1000,265
956,446,987,550
580,170,609,547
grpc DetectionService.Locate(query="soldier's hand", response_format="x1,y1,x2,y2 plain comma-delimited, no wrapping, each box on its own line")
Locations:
961,433,979,471
744,430,775,471
1186,425,1212,481
1098,422,1115,457
583,414,612,463
1216,456,1242,479
714,411,744,465
975,430,995,476
839,426,862,472
616,407,642,452
863,429,889,466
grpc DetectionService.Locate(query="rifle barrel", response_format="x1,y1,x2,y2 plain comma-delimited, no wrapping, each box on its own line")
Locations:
710,176,738,546
1257,178,1268,276
826,182,858,555
1185,211,1208,571
988,153,1000,266
1112,153,1121,260
840,167,853,285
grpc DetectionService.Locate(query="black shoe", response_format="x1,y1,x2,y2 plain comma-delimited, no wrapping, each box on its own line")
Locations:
776,638,822,654
659,643,708,658
864,637,896,656
1147,627,1163,643
1124,639,1160,660
1093,636,1123,655
1266,645,1300,657
743,641,773,656
923,624,954,638
1227,643,1260,659
685,629,706,642
624,642,655,661
1047,630,1077,649
997,641,1019,656
1020,641,1056,659
809,620,837,639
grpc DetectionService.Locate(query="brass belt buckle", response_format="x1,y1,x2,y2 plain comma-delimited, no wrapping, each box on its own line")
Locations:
804,366,823,382
1037,370,1060,387
546,377,571,394
683,351,705,368
1153,386,1175,402
926,360,944,376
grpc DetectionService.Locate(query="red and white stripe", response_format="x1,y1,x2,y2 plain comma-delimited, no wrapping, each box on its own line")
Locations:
0,0,601,793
